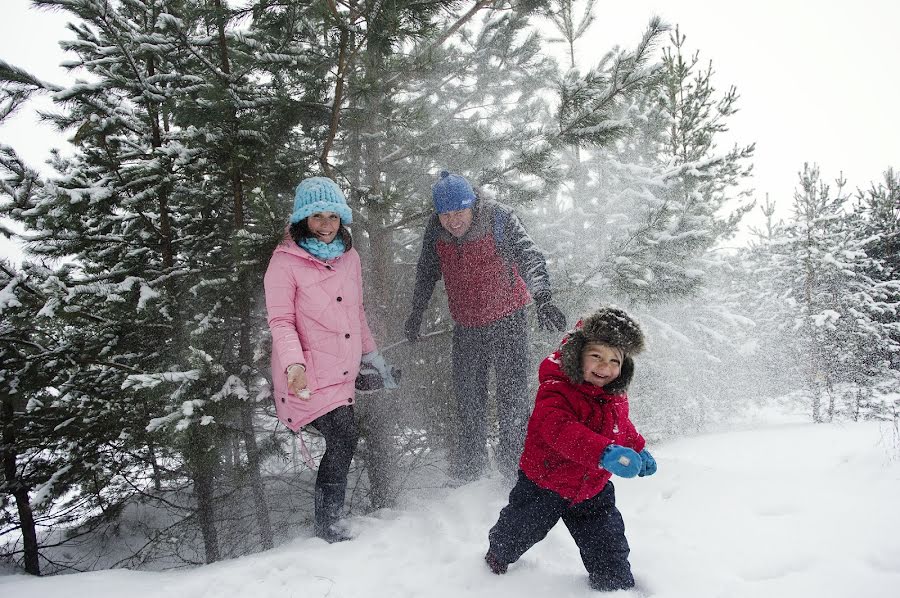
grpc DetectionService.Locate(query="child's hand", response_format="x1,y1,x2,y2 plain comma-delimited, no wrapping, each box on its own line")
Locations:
638,449,657,477
600,444,642,478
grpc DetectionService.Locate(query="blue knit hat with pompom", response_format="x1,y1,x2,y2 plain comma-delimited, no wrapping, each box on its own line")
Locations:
432,170,476,214
290,177,353,225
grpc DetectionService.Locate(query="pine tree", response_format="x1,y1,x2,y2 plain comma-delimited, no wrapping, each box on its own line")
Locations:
0,0,777,570
1,259,51,576
2,65,179,573
846,168,900,419
736,195,799,400
0,0,335,565
738,165,900,422
526,26,757,435
766,165,860,421
544,0,597,213
334,3,665,483
546,0,596,70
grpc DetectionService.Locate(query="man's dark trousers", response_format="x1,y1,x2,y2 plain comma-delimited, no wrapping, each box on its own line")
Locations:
451,309,529,479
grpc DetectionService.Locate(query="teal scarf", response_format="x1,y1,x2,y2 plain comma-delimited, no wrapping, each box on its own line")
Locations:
298,236,346,260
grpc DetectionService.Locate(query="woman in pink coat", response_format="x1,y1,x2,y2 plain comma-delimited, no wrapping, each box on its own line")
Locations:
264,177,397,543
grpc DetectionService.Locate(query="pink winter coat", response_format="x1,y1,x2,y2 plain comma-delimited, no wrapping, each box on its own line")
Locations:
264,237,376,432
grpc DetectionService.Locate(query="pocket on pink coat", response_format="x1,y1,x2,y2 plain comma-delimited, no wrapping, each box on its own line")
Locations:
274,391,318,432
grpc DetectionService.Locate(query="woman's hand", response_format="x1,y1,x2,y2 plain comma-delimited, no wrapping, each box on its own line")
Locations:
286,364,310,400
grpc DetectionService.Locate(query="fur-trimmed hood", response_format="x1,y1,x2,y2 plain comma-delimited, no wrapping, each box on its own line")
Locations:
559,307,645,393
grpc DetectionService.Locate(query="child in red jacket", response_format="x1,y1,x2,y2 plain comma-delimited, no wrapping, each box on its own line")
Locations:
484,307,657,592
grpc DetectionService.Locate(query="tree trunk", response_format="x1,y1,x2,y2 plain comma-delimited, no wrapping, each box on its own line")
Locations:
357,390,397,509
825,376,836,422
355,36,399,509
212,0,273,550
147,441,163,491
1,398,41,575
144,51,175,269
353,228,399,506
188,427,220,563
811,380,822,424
192,462,220,564
228,430,241,476
320,27,351,177
240,399,274,550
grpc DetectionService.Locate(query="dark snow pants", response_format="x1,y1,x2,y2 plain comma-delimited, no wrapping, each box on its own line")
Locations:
488,471,635,591
309,405,359,487
451,309,530,479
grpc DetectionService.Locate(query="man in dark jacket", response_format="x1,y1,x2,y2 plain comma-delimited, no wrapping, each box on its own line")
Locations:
404,170,567,480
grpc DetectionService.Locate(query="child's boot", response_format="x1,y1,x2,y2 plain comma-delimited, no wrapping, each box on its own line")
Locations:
588,573,635,592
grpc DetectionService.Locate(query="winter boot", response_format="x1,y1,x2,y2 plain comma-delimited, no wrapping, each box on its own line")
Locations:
314,482,352,543
588,573,635,592
485,551,508,575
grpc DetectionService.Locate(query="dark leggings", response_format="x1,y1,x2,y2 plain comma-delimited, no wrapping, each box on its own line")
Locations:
308,405,359,486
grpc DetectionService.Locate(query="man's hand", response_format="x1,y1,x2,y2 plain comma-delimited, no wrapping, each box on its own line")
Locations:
534,291,567,332
404,312,423,343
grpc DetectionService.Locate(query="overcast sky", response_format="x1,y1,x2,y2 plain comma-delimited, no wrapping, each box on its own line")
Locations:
583,1,900,222
1,0,899,257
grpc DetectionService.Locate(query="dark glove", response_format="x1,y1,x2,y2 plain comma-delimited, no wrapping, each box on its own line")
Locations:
638,449,657,477
534,291,567,331
404,312,422,342
599,444,642,478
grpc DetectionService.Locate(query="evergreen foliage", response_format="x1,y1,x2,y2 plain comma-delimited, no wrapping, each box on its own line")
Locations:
526,27,757,434
0,0,897,576
737,164,900,423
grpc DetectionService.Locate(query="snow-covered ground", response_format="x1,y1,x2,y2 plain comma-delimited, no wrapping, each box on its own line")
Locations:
3,417,899,598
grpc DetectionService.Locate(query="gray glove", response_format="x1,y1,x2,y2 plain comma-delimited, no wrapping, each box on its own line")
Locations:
361,351,399,389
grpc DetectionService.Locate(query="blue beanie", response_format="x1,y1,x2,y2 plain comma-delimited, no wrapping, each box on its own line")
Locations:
290,177,353,225
432,170,476,214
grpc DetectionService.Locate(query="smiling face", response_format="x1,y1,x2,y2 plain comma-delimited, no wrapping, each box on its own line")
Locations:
307,211,341,244
581,342,623,388
438,208,474,238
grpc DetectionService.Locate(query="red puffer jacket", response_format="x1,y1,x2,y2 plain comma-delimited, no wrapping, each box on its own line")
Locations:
519,351,646,504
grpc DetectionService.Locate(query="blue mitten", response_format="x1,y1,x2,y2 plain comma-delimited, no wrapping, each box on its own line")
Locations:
600,445,642,478
361,351,399,389
638,449,657,477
